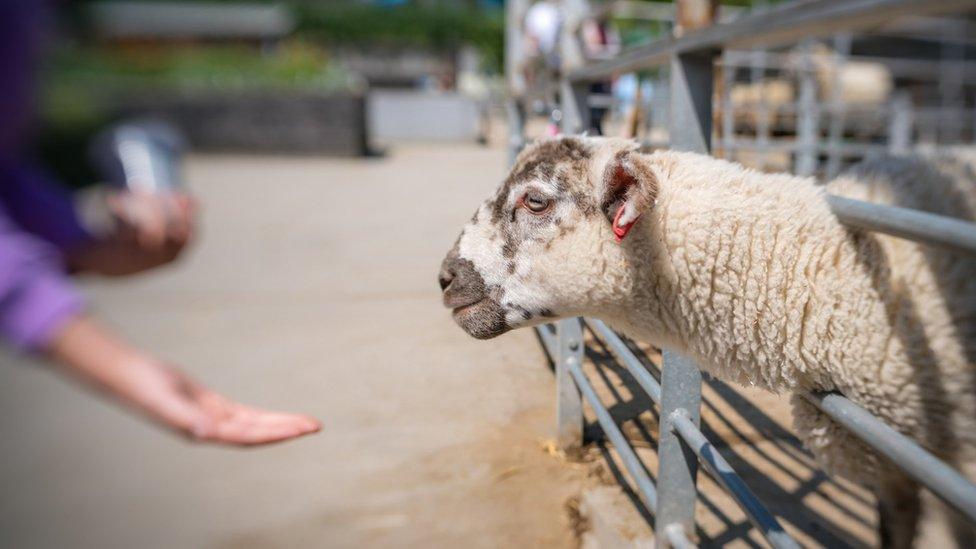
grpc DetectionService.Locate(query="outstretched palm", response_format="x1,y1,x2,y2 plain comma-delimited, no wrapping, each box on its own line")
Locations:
142,366,321,446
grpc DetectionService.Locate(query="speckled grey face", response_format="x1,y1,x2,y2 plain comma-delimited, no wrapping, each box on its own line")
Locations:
439,136,658,339
438,137,598,338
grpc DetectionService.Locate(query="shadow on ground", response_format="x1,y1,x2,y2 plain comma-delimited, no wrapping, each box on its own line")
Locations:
536,321,877,548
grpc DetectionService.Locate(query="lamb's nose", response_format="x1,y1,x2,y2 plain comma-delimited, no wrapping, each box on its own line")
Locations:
438,265,455,292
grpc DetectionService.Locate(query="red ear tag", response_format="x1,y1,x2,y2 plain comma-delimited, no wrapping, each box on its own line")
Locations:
612,204,640,242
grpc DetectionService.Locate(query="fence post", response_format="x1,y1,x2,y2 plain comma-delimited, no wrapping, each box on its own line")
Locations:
506,100,526,166
888,91,913,155
657,3,713,541
720,52,735,161
556,318,584,454
824,33,852,178
656,348,704,547
504,0,529,101
751,49,770,171
795,39,820,176
560,79,592,134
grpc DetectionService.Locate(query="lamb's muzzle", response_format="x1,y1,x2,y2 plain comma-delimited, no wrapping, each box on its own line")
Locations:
439,248,508,339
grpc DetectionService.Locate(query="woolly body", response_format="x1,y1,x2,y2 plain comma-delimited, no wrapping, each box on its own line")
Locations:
440,138,976,544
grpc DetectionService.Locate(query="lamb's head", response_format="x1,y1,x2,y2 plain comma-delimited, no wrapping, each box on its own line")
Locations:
439,136,660,339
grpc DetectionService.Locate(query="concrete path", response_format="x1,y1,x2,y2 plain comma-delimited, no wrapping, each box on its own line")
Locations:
0,145,589,548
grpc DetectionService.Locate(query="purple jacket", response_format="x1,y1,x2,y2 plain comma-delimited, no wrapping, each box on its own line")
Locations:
0,1,88,351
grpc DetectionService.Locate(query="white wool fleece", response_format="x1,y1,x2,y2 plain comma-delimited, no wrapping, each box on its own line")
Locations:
595,148,976,487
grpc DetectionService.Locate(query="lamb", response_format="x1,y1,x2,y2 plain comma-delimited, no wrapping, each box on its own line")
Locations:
438,136,976,547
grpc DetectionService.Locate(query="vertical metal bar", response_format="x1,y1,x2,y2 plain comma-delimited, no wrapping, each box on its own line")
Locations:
506,100,526,166
658,24,712,541
558,0,590,135
721,52,736,161
656,350,704,548
795,39,819,176
505,0,529,100
504,0,529,166
560,79,592,135
938,20,965,143
652,71,671,141
825,33,851,178
668,50,714,152
888,91,912,155
556,318,584,453
751,49,769,171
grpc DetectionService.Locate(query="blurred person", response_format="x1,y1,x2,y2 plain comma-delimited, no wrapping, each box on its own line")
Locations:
523,0,562,78
0,1,320,446
562,0,620,135
522,0,563,135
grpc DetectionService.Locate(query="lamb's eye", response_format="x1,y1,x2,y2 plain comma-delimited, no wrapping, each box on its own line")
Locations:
522,193,552,214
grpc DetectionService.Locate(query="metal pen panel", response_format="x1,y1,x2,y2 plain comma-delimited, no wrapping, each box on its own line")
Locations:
568,0,975,83
827,195,976,257
560,80,592,135
655,350,704,548
587,319,662,405
556,319,585,453
655,14,715,543
671,410,801,549
805,391,976,523
566,355,659,511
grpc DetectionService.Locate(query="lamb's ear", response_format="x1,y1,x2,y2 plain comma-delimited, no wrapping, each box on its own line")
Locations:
600,150,659,242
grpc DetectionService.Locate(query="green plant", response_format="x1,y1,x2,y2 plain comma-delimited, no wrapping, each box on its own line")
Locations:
290,2,504,73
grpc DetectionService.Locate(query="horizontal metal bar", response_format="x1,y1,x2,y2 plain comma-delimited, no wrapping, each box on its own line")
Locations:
804,391,976,523
671,410,800,549
569,0,974,82
721,50,976,83
663,523,697,549
587,319,663,404
566,357,659,510
536,324,559,360
827,195,976,257
715,140,891,156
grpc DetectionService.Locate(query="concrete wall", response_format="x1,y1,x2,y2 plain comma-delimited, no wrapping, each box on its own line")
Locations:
115,93,369,156
367,90,483,142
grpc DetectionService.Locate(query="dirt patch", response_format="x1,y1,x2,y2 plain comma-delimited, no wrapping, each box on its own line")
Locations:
215,406,603,549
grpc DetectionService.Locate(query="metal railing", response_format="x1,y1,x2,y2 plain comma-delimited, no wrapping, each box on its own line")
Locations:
508,0,976,547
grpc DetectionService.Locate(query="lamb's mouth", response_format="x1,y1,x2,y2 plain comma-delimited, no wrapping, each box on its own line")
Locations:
451,297,509,340
452,298,487,315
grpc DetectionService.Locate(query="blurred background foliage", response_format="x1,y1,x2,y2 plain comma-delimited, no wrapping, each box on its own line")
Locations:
41,0,772,185
291,2,505,74
43,42,355,125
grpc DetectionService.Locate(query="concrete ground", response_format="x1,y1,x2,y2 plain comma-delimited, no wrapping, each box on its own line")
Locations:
0,144,590,548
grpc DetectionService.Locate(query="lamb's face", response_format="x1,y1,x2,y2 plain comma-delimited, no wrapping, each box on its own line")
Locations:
439,136,656,339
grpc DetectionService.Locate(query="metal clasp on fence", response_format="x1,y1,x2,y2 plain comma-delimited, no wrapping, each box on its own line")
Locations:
508,0,976,546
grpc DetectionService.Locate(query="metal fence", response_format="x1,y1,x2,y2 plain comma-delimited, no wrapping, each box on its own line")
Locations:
507,0,976,546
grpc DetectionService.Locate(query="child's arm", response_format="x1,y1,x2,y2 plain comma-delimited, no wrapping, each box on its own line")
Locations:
47,315,321,446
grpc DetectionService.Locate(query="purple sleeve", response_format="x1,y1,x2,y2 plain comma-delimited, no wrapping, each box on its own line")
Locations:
0,1,92,253
0,164,93,252
0,205,85,351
